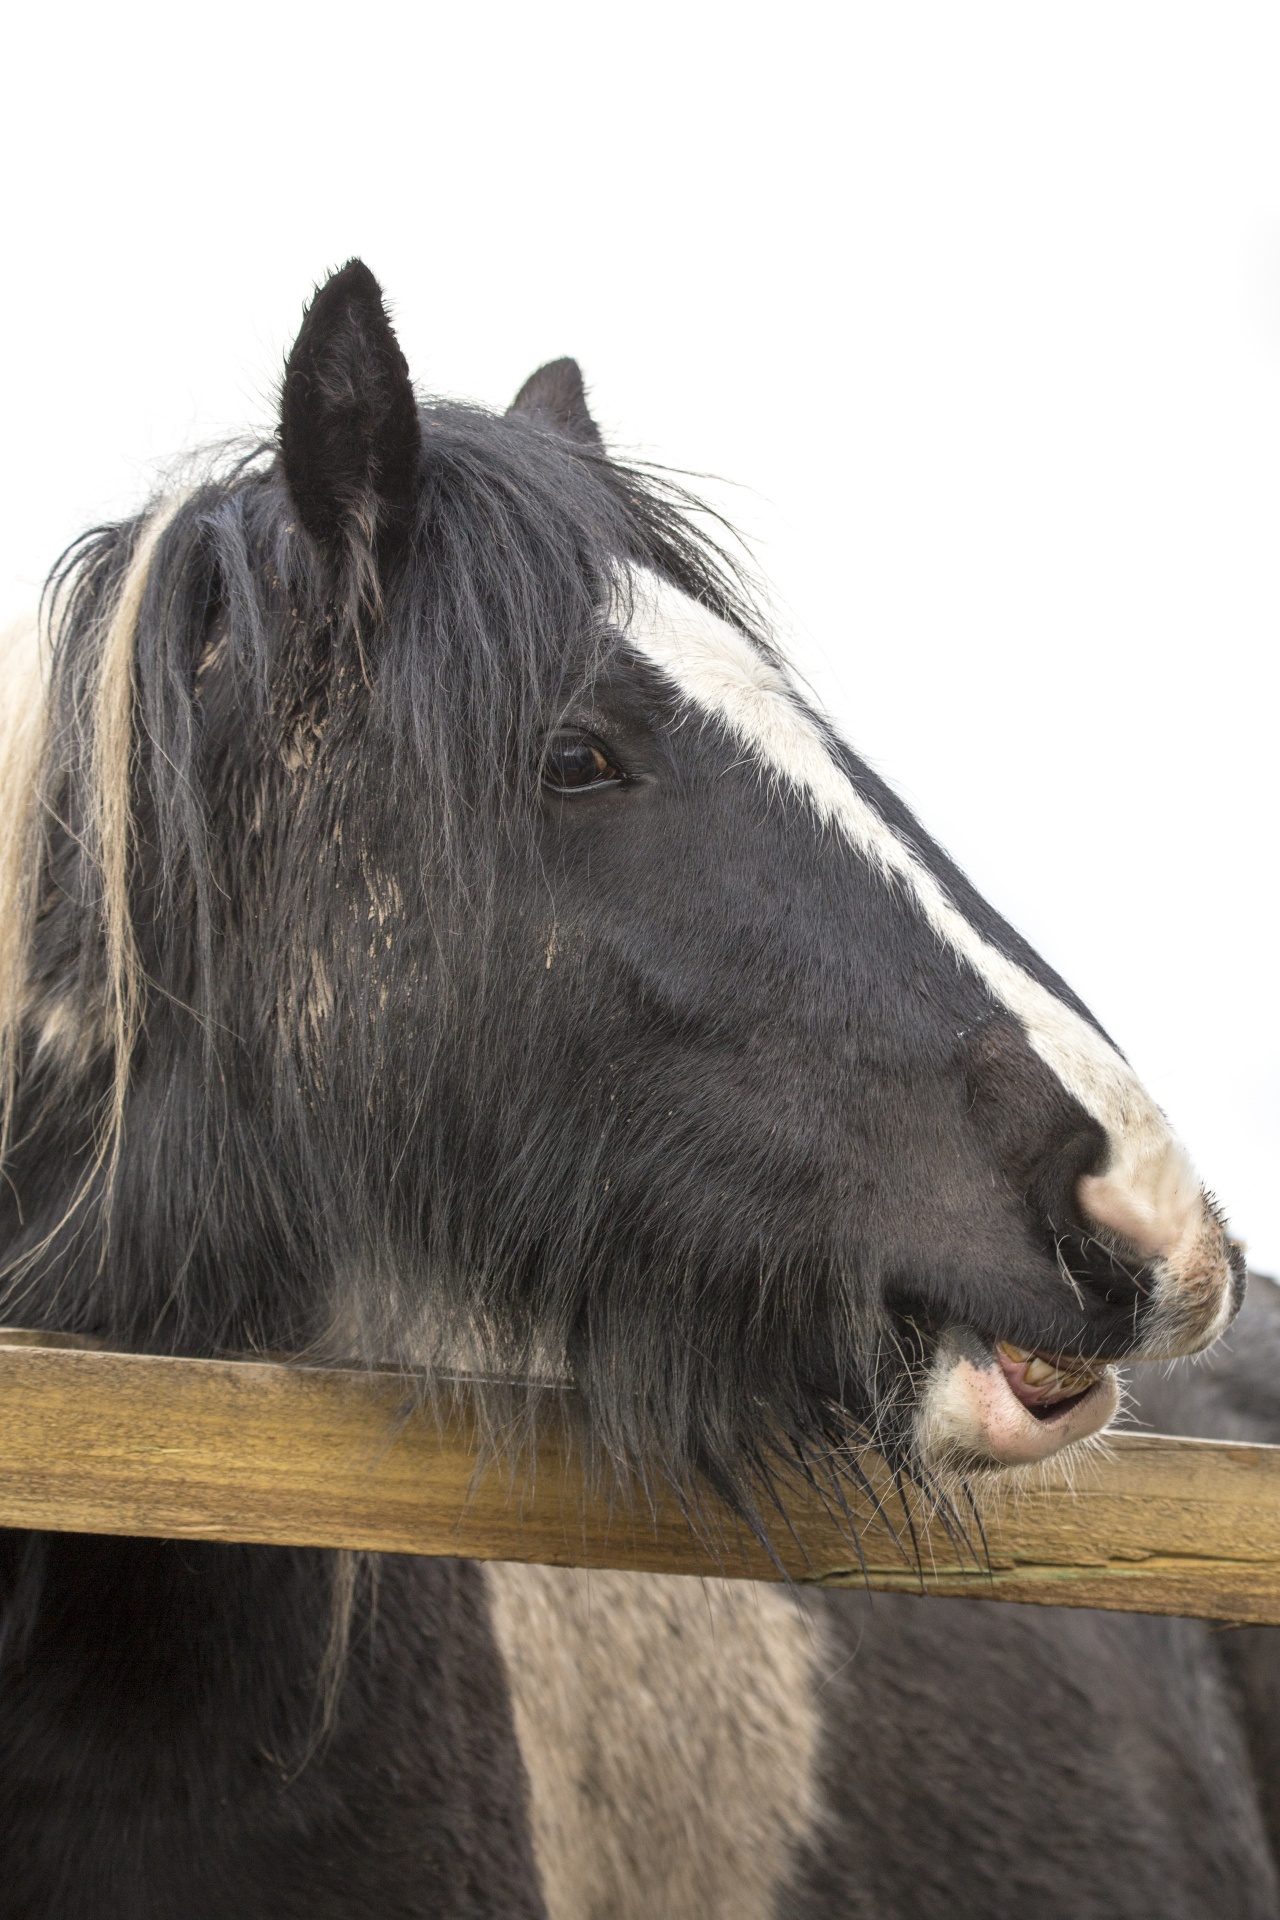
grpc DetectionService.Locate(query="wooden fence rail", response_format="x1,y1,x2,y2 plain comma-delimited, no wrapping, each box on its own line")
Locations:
1,1331,1278,1623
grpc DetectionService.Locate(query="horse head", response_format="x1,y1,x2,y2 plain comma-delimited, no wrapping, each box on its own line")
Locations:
0,261,1241,1521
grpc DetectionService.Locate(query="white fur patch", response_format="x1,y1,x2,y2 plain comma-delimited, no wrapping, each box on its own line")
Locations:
485,1563,820,1920
620,574,1232,1356
0,615,50,1146
0,505,188,1188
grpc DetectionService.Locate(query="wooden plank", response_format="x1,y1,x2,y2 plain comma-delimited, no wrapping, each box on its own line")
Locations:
0,1333,1278,1621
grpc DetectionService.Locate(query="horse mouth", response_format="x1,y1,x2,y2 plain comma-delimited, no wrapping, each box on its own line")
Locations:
917,1328,1119,1468
994,1340,1110,1419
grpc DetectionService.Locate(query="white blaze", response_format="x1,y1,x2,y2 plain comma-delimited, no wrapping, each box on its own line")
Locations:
620,572,1231,1353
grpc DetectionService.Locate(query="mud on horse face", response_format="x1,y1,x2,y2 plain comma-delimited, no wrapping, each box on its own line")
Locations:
2,262,1241,1520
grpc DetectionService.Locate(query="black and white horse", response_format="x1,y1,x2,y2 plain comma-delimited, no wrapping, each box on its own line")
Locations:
0,261,1250,1916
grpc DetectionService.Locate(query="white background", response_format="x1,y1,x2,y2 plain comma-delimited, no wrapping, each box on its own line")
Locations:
3,4,1277,1268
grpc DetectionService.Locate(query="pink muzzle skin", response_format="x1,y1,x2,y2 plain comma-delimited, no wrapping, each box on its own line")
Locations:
919,1331,1121,1469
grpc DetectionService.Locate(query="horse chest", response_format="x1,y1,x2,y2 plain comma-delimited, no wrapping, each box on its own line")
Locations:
0,1540,545,1920
485,1563,822,1920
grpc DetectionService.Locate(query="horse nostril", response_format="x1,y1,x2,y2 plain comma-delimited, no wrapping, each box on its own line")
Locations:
961,1015,1110,1237
1055,1230,1155,1323
958,1015,1237,1355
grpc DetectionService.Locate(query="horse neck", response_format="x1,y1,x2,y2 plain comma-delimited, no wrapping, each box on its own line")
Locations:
0,1535,547,1916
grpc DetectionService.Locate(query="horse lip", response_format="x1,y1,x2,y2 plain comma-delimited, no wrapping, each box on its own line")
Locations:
916,1328,1120,1468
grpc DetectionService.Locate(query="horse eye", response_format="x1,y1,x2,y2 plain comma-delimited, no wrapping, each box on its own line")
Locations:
542,736,624,794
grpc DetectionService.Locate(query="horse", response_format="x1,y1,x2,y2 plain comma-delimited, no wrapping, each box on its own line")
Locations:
0,258,1245,1917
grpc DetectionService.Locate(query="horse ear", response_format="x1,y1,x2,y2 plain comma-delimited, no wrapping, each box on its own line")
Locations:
507,358,603,449
280,260,421,557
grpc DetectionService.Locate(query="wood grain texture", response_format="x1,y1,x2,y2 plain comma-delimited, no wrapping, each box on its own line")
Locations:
0,1333,1278,1621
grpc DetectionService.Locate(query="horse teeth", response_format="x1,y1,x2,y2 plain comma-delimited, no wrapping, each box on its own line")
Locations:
1023,1356,1059,1387
997,1341,1104,1398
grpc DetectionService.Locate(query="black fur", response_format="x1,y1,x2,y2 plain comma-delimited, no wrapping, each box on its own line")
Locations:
0,1542,545,1919
281,259,421,565
508,357,604,447
790,1592,1279,1918
0,262,1245,1912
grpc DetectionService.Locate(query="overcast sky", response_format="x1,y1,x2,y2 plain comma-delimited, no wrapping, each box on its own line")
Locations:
4,2,1278,1271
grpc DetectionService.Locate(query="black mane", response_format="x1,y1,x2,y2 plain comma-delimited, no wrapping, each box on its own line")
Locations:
4,398,813,1511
